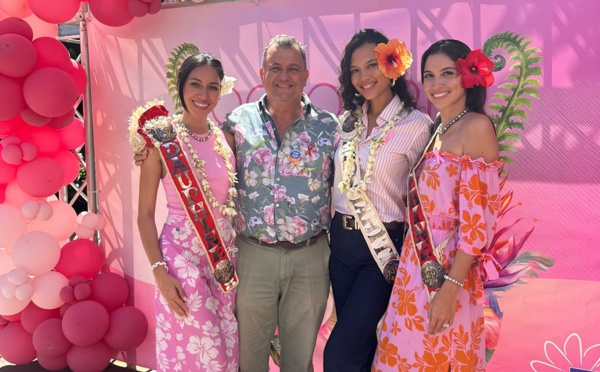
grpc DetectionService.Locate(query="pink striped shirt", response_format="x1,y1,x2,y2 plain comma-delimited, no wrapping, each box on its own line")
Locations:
333,95,433,222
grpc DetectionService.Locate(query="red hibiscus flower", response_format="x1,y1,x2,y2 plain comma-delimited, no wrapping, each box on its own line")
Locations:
456,49,495,88
374,39,413,82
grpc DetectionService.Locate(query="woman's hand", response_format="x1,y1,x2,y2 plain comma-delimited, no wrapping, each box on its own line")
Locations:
154,267,189,317
134,148,151,166
427,282,460,335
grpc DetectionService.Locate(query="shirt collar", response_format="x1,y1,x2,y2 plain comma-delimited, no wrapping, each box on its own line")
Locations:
258,94,313,118
361,95,402,128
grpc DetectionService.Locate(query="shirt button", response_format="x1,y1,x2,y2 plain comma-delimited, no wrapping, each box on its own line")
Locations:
276,177,281,181
275,204,280,207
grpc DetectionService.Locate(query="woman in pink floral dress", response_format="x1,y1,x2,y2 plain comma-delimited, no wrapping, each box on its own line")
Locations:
372,40,501,371
137,54,239,372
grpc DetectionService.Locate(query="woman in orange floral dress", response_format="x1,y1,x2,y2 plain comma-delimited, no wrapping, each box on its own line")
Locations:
372,39,501,372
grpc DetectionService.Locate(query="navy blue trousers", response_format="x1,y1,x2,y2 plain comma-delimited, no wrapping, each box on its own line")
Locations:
323,214,405,372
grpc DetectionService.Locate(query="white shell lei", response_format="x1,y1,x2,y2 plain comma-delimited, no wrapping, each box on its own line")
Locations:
174,114,238,217
337,103,405,197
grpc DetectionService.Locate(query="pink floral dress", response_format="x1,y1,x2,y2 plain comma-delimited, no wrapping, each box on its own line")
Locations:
155,129,238,372
372,150,502,372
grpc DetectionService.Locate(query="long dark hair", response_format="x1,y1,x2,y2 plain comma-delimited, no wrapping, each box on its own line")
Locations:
420,39,487,115
177,53,225,112
338,28,416,112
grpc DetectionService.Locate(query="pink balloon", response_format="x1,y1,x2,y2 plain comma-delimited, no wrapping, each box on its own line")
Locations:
1,143,22,164
0,34,37,77
89,272,129,312
88,0,134,27
55,239,104,280
68,275,86,287
27,200,77,241
1,134,20,145
0,156,17,183
28,0,80,24
59,303,71,318
65,60,86,96
81,212,99,229
53,150,80,186
62,300,109,346
75,225,94,239
48,108,75,129
103,306,148,351
4,180,37,208
37,201,53,220
20,141,37,161
23,67,78,118
66,340,113,371
37,352,68,371
16,156,64,197
21,199,42,220
96,215,106,230
33,318,71,357
0,0,32,19
20,106,50,126
31,271,68,310
0,275,30,316
59,285,74,304
2,283,16,298
21,302,60,334
0,17,33,39
7,268,28,286
128,0,149,17
148,0,161,15
2,312,21,322
0,115,26,136
58,118,85,149
15,283,33,301
12,231,61,276
0,75,26,120
0,203,27,248
32,37,71,71
20,125,61,156
23,13,57,40
0,321,36,364
73,282,91,301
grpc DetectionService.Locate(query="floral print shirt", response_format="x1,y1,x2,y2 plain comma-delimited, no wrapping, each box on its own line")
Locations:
222,94,339,244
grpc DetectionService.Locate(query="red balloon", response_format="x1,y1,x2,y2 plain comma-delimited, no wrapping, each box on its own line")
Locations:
48,108,75,129
0,155,17,184
65,59,86,96
88,0,134,27
103,306,148,351
23,67,78,118
89,273,129,312
28,0,80,24
55,239,104,280
33,318,72,357
128,0,149,17
53,149,80,186
0,34,37,77
20,125,61,156
0,321,36,364
148,0,161,15
0,183,6,203
62,300,109,346
37,353,68,371
20,302,60,334
0,115,25,136
58,118,85,150
66,340,113,372
0,17,33,39
32,37,71,71
20,106,50,126
16,157,64,197
0,75,26,120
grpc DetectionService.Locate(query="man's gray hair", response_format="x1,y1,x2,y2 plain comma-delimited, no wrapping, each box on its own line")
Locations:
262,34,307,69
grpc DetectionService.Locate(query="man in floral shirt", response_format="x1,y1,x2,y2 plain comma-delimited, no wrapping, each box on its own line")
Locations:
222,34,338,371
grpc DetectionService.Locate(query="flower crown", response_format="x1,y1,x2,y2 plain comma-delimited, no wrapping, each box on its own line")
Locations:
456,49,495,88
373,39,413,85
220,75,236,96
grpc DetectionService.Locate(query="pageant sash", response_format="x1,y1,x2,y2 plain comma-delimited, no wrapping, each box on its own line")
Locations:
346,189,400,285
137,105,238,293
407,135,458,296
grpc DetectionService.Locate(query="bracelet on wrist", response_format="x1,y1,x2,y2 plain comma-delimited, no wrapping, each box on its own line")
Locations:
443,274,463,288
151,261,168,273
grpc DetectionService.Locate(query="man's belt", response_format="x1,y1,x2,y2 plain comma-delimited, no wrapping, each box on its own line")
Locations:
334,213,405,231
244,229,326,249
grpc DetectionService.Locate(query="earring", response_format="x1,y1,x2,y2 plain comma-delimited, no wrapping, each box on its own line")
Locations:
390,79,396,87
354,92,361,97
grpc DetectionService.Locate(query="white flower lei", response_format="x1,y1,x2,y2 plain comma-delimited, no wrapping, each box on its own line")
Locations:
337,103,405,197
174,114,238,217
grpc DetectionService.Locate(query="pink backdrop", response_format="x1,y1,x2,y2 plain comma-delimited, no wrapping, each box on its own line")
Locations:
89,0,600,370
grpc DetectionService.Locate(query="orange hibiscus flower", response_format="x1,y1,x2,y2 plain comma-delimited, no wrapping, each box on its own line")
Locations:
374,39,413,81
377,336,400,367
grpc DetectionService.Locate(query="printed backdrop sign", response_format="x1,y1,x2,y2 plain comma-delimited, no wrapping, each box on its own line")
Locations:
89,0,600,370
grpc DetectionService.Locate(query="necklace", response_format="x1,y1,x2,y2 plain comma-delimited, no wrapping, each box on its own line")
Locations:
181,121,213,142
432,108,469,151
174,115,238,217
338,103,404,194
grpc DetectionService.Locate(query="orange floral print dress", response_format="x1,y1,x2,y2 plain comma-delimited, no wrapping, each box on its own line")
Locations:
372,150,502,372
